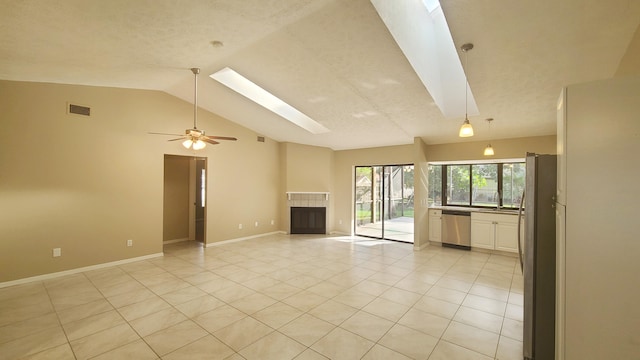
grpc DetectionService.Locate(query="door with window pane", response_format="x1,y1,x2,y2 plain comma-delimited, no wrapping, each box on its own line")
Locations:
355,166,383,238
355,165,414,242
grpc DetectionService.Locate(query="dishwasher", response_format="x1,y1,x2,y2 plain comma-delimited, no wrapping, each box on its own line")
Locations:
441,210,471,249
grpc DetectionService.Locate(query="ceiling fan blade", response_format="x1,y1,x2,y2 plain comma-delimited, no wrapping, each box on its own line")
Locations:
167,137,187,141
148,132,183,136
206,136,238,141
202,138,220,145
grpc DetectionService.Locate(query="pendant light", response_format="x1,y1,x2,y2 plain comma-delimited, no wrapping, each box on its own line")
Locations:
459,43,474,137
484,118,495,156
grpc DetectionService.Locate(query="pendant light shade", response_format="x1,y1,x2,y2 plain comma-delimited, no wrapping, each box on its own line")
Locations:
459,43,474,138
483,117,494,156
484,144,494,156
459,118,474,137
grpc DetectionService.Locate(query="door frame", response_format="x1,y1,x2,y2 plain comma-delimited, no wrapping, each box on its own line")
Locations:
163,154,207,245
354,163,414,243
191,156,207,243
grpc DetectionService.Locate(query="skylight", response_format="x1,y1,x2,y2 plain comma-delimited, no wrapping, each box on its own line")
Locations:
370,0,478,119
210,67,330,134
422,0,441,13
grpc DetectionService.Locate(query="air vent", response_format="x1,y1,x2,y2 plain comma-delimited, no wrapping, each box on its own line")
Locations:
68,103,91,116
257,136,265,142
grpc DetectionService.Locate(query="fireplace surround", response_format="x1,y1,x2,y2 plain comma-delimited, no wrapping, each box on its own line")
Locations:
286,192,329,234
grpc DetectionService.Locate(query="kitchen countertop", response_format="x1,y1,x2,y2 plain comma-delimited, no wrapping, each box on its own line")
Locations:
429,206,520,215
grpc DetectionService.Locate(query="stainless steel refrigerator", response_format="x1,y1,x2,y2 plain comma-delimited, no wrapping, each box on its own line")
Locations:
518,153,557,360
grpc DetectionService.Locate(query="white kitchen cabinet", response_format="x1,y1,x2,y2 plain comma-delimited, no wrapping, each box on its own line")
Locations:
556,78,640,359
495,220,518,252
428,209,442,242
470,216,494,249
471,212,519,253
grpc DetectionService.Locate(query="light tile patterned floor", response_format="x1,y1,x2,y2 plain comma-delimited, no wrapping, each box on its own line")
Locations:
0,234,524,359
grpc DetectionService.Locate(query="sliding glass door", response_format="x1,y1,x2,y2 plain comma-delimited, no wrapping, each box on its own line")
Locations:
355,164,414,242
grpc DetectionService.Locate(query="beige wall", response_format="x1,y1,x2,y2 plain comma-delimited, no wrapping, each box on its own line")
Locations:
282,143,333,192
279,143,334,232
163,155,190,242
0,80,281,283
413,138,429,249
206,131,281,242
425,135,557,162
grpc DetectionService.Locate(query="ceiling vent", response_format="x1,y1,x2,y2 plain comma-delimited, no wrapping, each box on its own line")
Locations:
68,103,91,116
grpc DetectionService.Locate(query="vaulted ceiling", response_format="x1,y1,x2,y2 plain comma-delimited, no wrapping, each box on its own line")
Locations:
1,0,639,150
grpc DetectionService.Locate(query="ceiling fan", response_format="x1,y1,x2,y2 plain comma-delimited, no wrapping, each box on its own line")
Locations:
150,67,237,150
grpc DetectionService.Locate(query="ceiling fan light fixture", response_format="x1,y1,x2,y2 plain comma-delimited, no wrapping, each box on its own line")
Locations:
187,128,203,137
192,139,206,150
150,68,237,147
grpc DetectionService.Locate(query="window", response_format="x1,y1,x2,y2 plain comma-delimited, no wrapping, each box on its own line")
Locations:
446,165,470,206
471,164,498,207
428,165,442,206
428,161,525,209
502,163,525,208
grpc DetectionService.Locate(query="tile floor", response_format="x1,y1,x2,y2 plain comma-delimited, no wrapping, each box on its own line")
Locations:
0,234,524,359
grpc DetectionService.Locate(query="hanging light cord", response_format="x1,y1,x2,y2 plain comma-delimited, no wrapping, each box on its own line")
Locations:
464,48,468,120
192,68,199,129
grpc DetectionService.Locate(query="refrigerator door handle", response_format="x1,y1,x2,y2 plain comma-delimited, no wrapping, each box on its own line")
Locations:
517,190,525,273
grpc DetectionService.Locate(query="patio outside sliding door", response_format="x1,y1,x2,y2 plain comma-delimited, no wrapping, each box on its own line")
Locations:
355,165,414,243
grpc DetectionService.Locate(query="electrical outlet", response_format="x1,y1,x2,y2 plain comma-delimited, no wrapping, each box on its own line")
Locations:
238,224,243,230
271,219,274,225
127,239,133,247
52,248,61,257
255,221,258,227
339,219,343,225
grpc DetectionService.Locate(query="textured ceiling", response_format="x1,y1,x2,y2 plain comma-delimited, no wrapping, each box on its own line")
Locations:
1,0,639,150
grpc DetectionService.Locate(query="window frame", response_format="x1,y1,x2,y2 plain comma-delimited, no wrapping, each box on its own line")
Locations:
429,160,525,209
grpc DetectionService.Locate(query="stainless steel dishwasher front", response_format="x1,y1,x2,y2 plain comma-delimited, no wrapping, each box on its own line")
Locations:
441,210,471,249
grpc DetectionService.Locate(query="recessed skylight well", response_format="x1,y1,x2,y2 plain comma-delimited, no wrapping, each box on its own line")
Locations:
371,0,478,119
422,0,441,13
210,67,330,134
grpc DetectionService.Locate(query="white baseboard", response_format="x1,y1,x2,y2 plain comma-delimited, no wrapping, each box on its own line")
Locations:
163,238,191,245
0,252,164,289
414,242,430,251
205,231,286,248
329,231,352,236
